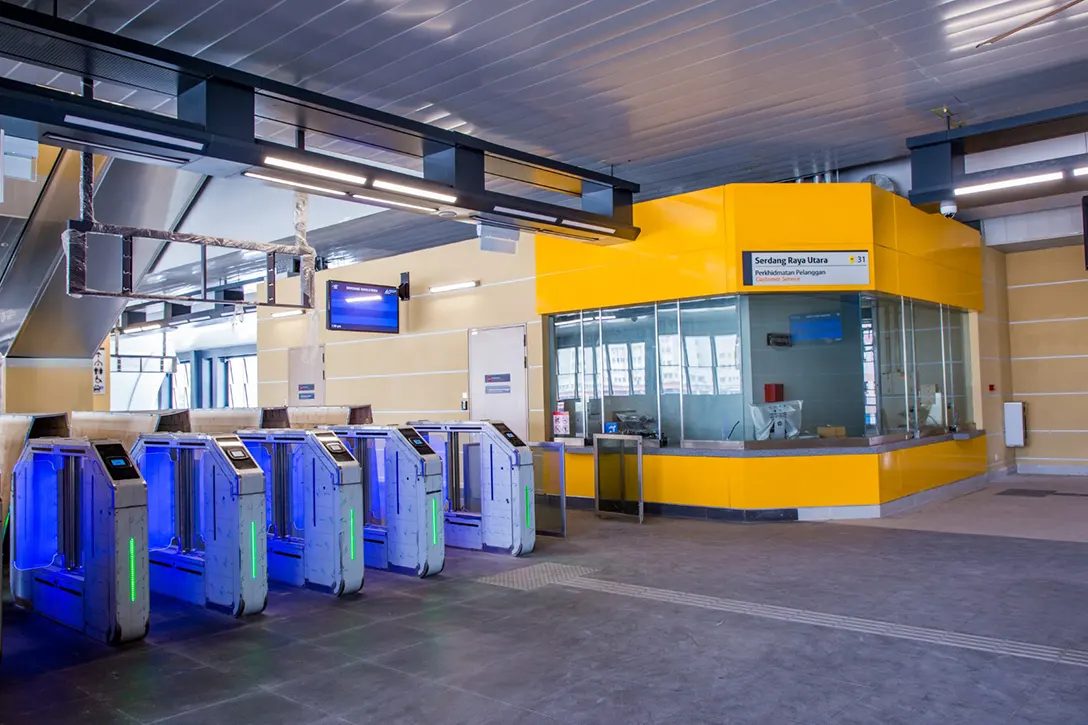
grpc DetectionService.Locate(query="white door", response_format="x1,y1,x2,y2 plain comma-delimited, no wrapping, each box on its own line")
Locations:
468,325,528,440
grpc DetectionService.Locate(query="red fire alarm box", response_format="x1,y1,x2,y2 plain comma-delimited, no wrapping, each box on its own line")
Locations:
765,383,784,403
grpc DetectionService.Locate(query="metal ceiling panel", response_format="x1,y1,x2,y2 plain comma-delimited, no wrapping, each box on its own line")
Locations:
9,0,1088,269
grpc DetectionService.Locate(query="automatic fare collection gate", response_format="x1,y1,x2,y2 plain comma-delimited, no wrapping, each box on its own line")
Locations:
409,421,535,556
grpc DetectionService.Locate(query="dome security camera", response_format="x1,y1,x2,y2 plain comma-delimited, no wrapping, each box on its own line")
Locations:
940,200,958,218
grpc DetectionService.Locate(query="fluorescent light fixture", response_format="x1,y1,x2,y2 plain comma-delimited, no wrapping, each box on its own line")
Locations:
42,133,187,164
264,156,368,185
244,172,347,196
345,294,382,303
63,115,205,151
555,314,616,327
351,194,437,213
270,309,304,318
122,323,162,334
429,280,480,294
185,315,212,324
1073,167,1088,177
493,206,558,223
372,179,458,204
953,172,1064,196
561,219,616,234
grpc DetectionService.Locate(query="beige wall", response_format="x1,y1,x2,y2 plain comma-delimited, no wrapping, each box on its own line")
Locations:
258,238,547,441
976,248,1015,474
4,361,94,414
1005,245,1088,474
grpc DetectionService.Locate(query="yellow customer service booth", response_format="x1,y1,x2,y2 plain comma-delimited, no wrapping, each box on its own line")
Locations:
536,183,986,521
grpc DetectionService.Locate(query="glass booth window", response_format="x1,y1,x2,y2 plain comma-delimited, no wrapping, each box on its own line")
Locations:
680,297,744,441
551,313,584,438
656,301,682,445
945,307,973,429
911,301,947,432
743,293,866,440
601,306,658,438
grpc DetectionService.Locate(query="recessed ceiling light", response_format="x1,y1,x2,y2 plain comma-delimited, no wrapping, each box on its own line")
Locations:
372,179,458,204
351,194,437,213
493,206,558,224
429,280,480,294
264,156,368,185
270,309,304,318
953,172,1064,196
42,133,187,164
561,219,616,234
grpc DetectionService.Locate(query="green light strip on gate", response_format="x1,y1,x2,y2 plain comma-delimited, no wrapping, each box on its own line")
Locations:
128,537,136,602
349,509,357,561
526,485,532,527
431,498,438,546
251,520,257,579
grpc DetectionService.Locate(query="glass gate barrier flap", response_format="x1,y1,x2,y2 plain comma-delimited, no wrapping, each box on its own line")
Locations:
328,425,445,578
530,442,566,537
593,434,644,523
133,433,267,616
238,429,364,596
10,438,150,644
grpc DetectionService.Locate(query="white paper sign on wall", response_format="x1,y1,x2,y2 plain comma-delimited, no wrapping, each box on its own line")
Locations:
742,251,870,287
92,348,107,395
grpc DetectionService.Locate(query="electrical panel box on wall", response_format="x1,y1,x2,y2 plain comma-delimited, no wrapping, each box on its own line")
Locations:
1003,402,1027,448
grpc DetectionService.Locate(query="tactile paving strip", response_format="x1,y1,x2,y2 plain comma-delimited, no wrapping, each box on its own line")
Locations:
476,562,598,591
563,577,1088,669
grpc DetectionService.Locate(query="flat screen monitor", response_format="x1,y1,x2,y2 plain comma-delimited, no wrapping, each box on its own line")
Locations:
789,312,843,343
326,280,400,334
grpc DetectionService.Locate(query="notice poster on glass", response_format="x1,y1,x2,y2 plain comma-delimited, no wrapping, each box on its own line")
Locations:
716,366,742,395
557,347,578,375
631,368,647,395
661,365,682,394
610,369,631,396
714,334,738,367
607,343,629,372
685,336,714,368
688,367,716,396
631,342,646,371
659,335,681,367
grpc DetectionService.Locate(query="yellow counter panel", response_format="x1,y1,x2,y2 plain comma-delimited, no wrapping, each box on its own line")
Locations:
562,436,987,514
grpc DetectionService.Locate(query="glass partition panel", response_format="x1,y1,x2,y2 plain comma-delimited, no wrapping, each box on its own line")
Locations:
551,312,585,438
860,296,880,435
656,301,681,445
946,307,973,429
14,454,61,571
582,315,604,437
744,293,866,439
143,446,177,550
601,305,658,440
680,296,743,441
912,301,947,431
594,435,643,521
876,296,911,433
531,442,566,537
352,438,387,527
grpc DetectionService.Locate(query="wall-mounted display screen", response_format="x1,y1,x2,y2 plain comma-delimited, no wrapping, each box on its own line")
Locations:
789,312,843,342
327,280,400,334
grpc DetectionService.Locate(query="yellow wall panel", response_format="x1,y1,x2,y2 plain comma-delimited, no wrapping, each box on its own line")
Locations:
879,437,986,503
564,453,595,499
873,246,901,297
731,454,880,509
726,183,875,250
536,187,728,314
641,455,733,508
888,193,982,276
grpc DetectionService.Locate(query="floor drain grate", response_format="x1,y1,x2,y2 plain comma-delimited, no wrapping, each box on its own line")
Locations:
476,562,598,591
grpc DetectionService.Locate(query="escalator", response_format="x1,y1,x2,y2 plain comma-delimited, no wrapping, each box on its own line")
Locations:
0,146,205,359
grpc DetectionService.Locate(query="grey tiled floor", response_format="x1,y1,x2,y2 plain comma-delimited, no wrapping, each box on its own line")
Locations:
3,512,1088,724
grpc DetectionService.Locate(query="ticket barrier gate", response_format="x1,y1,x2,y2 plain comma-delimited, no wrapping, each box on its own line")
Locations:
328,426,445,577
238,430,364,595
409,421,535,556
132,433,267,616
9,438,149,643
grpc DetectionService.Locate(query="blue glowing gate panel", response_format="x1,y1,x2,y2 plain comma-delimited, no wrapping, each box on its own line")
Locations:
15,453,62,571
